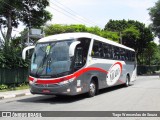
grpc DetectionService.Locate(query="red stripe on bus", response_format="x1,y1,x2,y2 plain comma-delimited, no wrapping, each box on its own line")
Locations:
29,67,108,84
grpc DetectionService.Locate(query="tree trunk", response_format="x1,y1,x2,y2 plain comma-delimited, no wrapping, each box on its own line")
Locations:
6,11,12,45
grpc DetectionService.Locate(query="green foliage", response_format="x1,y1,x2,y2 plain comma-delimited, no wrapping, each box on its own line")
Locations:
0,84,8,90
104,19,129,32
0,83,29,91
0,38,29,68
86,26,101,35
154,45,160,65
44,24,88,35
44,24,119,41
100,31,120,42
104,19,154,65
0,0,52,40
0,52,6,68
123,26,140,39
122,26,140,49
145,43,160,65
148,0,160,35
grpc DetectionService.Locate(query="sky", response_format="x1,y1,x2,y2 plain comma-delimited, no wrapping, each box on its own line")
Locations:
46,0,157,27
12,0,159,43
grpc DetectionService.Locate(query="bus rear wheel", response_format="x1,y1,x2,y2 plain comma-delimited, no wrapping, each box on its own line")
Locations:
125,75,130,87
87,80,97,97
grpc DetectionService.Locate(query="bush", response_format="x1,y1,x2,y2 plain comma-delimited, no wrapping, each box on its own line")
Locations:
0,43,29,69
0,84,8,90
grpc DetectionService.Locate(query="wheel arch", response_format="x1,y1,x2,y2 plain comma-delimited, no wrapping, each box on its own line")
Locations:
91,76,99,89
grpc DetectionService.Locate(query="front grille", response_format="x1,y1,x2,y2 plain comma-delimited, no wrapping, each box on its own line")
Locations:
48,84,59,87
35,84,59,88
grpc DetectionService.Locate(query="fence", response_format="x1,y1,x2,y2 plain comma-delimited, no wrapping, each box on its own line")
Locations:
137,65,160,75
0,66,160,85
0,68,29,85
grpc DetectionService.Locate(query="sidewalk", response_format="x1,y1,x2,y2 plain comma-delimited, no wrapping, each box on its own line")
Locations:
0,89,31,100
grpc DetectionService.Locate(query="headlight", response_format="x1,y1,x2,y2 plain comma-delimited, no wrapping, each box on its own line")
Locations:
58,77,75,85
29,81,34,84
29,78,37,84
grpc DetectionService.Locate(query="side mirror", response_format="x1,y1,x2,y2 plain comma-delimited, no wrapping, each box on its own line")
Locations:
69,41,80,57
22,46,35,60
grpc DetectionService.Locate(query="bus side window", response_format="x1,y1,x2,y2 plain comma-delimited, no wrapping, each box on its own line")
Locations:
99,43,104,58
92,40,104,58
131,52,135,62
108,45,113,59
103,44,109,59
77,38,91,64
92,42,99,57
119,48,123,60
127,50,131,61
121,48,126,60
114,47,120,60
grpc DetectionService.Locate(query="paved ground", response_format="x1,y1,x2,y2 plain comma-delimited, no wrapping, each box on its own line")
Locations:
0,76,160,120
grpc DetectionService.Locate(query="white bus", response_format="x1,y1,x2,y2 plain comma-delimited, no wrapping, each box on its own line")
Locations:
22,32,136,97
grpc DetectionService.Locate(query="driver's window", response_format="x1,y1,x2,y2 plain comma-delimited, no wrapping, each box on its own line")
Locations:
73,38,91,71
74,47,83,68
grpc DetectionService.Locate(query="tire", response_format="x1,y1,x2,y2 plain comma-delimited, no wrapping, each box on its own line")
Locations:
87,80,97,97
125,75,130,87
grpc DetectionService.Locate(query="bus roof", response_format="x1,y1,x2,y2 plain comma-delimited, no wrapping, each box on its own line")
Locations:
37,32,135,51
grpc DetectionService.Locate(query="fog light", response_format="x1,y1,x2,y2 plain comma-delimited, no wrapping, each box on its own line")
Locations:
67,89,70,92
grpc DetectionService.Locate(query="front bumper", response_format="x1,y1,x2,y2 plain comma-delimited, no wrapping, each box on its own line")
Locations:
29,82,78,96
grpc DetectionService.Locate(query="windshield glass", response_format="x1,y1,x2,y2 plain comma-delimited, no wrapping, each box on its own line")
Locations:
30,40,73,78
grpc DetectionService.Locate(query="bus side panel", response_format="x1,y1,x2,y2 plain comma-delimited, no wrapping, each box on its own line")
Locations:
86,60,124,89
86,59,136,89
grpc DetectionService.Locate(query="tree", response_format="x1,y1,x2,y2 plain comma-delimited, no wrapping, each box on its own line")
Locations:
148,0,160,35
104,20,154,65
152,44,160,65
44,24,119,41
144,42,158,66
122,26,140,49
104,19,128,32
45,24,88,35
0,37,29,68
100,31,119,42
0,0,52,44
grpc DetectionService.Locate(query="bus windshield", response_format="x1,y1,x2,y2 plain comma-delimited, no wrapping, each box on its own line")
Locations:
30,40,73,78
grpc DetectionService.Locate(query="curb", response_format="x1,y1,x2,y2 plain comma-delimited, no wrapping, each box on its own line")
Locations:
0,92,32,100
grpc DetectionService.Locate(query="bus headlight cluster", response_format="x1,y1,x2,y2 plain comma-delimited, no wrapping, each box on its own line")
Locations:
58,77,75,85
29,78,37,85
29,81,34,84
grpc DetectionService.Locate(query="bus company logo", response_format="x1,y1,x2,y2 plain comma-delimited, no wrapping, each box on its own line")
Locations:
107,62,122,86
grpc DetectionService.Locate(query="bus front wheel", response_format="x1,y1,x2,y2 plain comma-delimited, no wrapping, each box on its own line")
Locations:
87,80,97,97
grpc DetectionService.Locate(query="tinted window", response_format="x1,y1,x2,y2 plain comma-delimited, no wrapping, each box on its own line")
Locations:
91,40,135,62
92,40,104,58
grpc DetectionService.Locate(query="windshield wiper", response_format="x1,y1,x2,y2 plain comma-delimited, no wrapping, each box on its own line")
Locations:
36,43,57,76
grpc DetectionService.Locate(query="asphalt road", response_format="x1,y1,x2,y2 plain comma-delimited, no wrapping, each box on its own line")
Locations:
0,76,160,120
